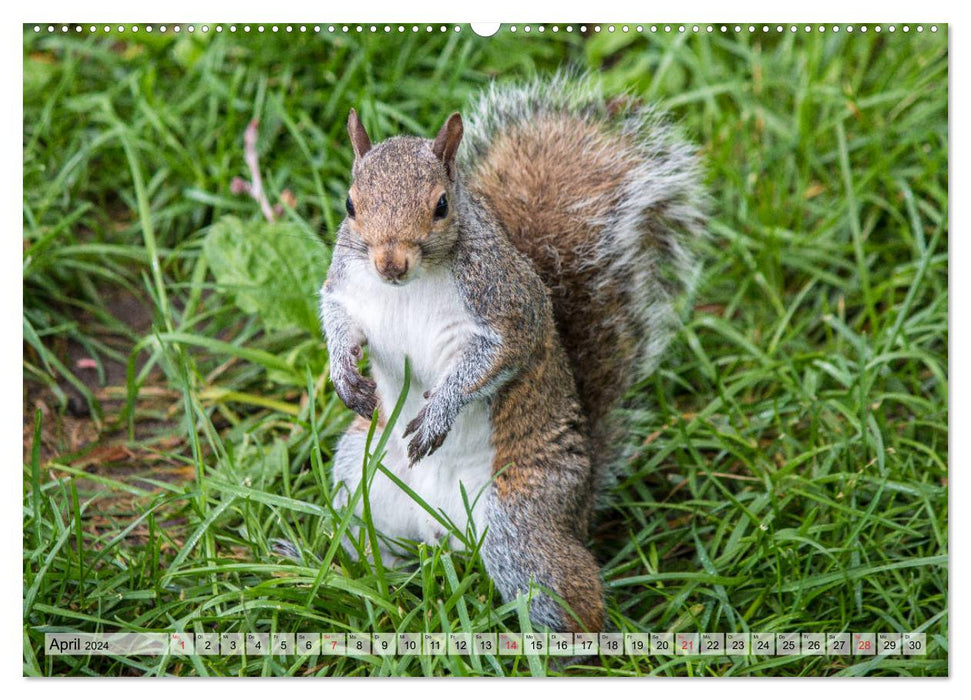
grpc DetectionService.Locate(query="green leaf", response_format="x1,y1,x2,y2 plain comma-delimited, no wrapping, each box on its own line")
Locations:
203,215,328,336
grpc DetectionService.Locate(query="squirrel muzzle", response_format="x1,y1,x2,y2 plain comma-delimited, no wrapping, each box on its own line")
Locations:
370,243,419,285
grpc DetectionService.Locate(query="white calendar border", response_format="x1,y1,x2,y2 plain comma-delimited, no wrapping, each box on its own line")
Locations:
8,1,959,697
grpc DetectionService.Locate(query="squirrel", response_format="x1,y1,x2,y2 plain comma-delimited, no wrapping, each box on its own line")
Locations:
319,75,706,633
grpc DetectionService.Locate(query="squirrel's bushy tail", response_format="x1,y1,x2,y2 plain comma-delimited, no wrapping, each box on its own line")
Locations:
461,75,707,497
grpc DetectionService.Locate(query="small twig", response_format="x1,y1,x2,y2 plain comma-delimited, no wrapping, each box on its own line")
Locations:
231,120,297,223
244,120,275,222
244,120,276,222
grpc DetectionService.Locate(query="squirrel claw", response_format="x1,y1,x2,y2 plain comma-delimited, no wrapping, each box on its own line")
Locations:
406,432,445,466
403,405,448,465
402,413,422,438
349,393,378,420
333,366,378,419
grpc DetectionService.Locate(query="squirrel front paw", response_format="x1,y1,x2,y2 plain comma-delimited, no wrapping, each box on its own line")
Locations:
402,395,455,466
331,346,378,419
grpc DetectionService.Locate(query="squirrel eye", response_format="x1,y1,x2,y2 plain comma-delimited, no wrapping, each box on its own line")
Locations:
345,196,356,218
434,194,448,220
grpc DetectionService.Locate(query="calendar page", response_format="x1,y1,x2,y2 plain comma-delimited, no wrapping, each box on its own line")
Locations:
21,13,948,680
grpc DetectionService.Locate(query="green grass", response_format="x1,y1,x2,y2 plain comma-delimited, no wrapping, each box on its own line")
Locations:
22,24,947,677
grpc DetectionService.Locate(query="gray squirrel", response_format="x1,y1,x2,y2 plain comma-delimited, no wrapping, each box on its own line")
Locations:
319,76,706,633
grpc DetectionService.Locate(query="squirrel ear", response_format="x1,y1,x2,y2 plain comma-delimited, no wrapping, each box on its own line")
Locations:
432,112,463,179
347,108,372,160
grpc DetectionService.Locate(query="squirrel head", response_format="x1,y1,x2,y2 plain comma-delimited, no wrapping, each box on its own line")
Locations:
344,109,464,285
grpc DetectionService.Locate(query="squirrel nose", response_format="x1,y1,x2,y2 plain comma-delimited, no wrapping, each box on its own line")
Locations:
372,247,414,283
379,258,409,282
371,244,417,284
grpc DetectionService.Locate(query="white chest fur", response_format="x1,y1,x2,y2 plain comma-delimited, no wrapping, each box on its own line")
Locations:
326,261,496,545
337,262,477,389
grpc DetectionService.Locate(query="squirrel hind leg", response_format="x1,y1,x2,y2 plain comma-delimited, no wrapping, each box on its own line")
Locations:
330,420,408,568
481,491,605,633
